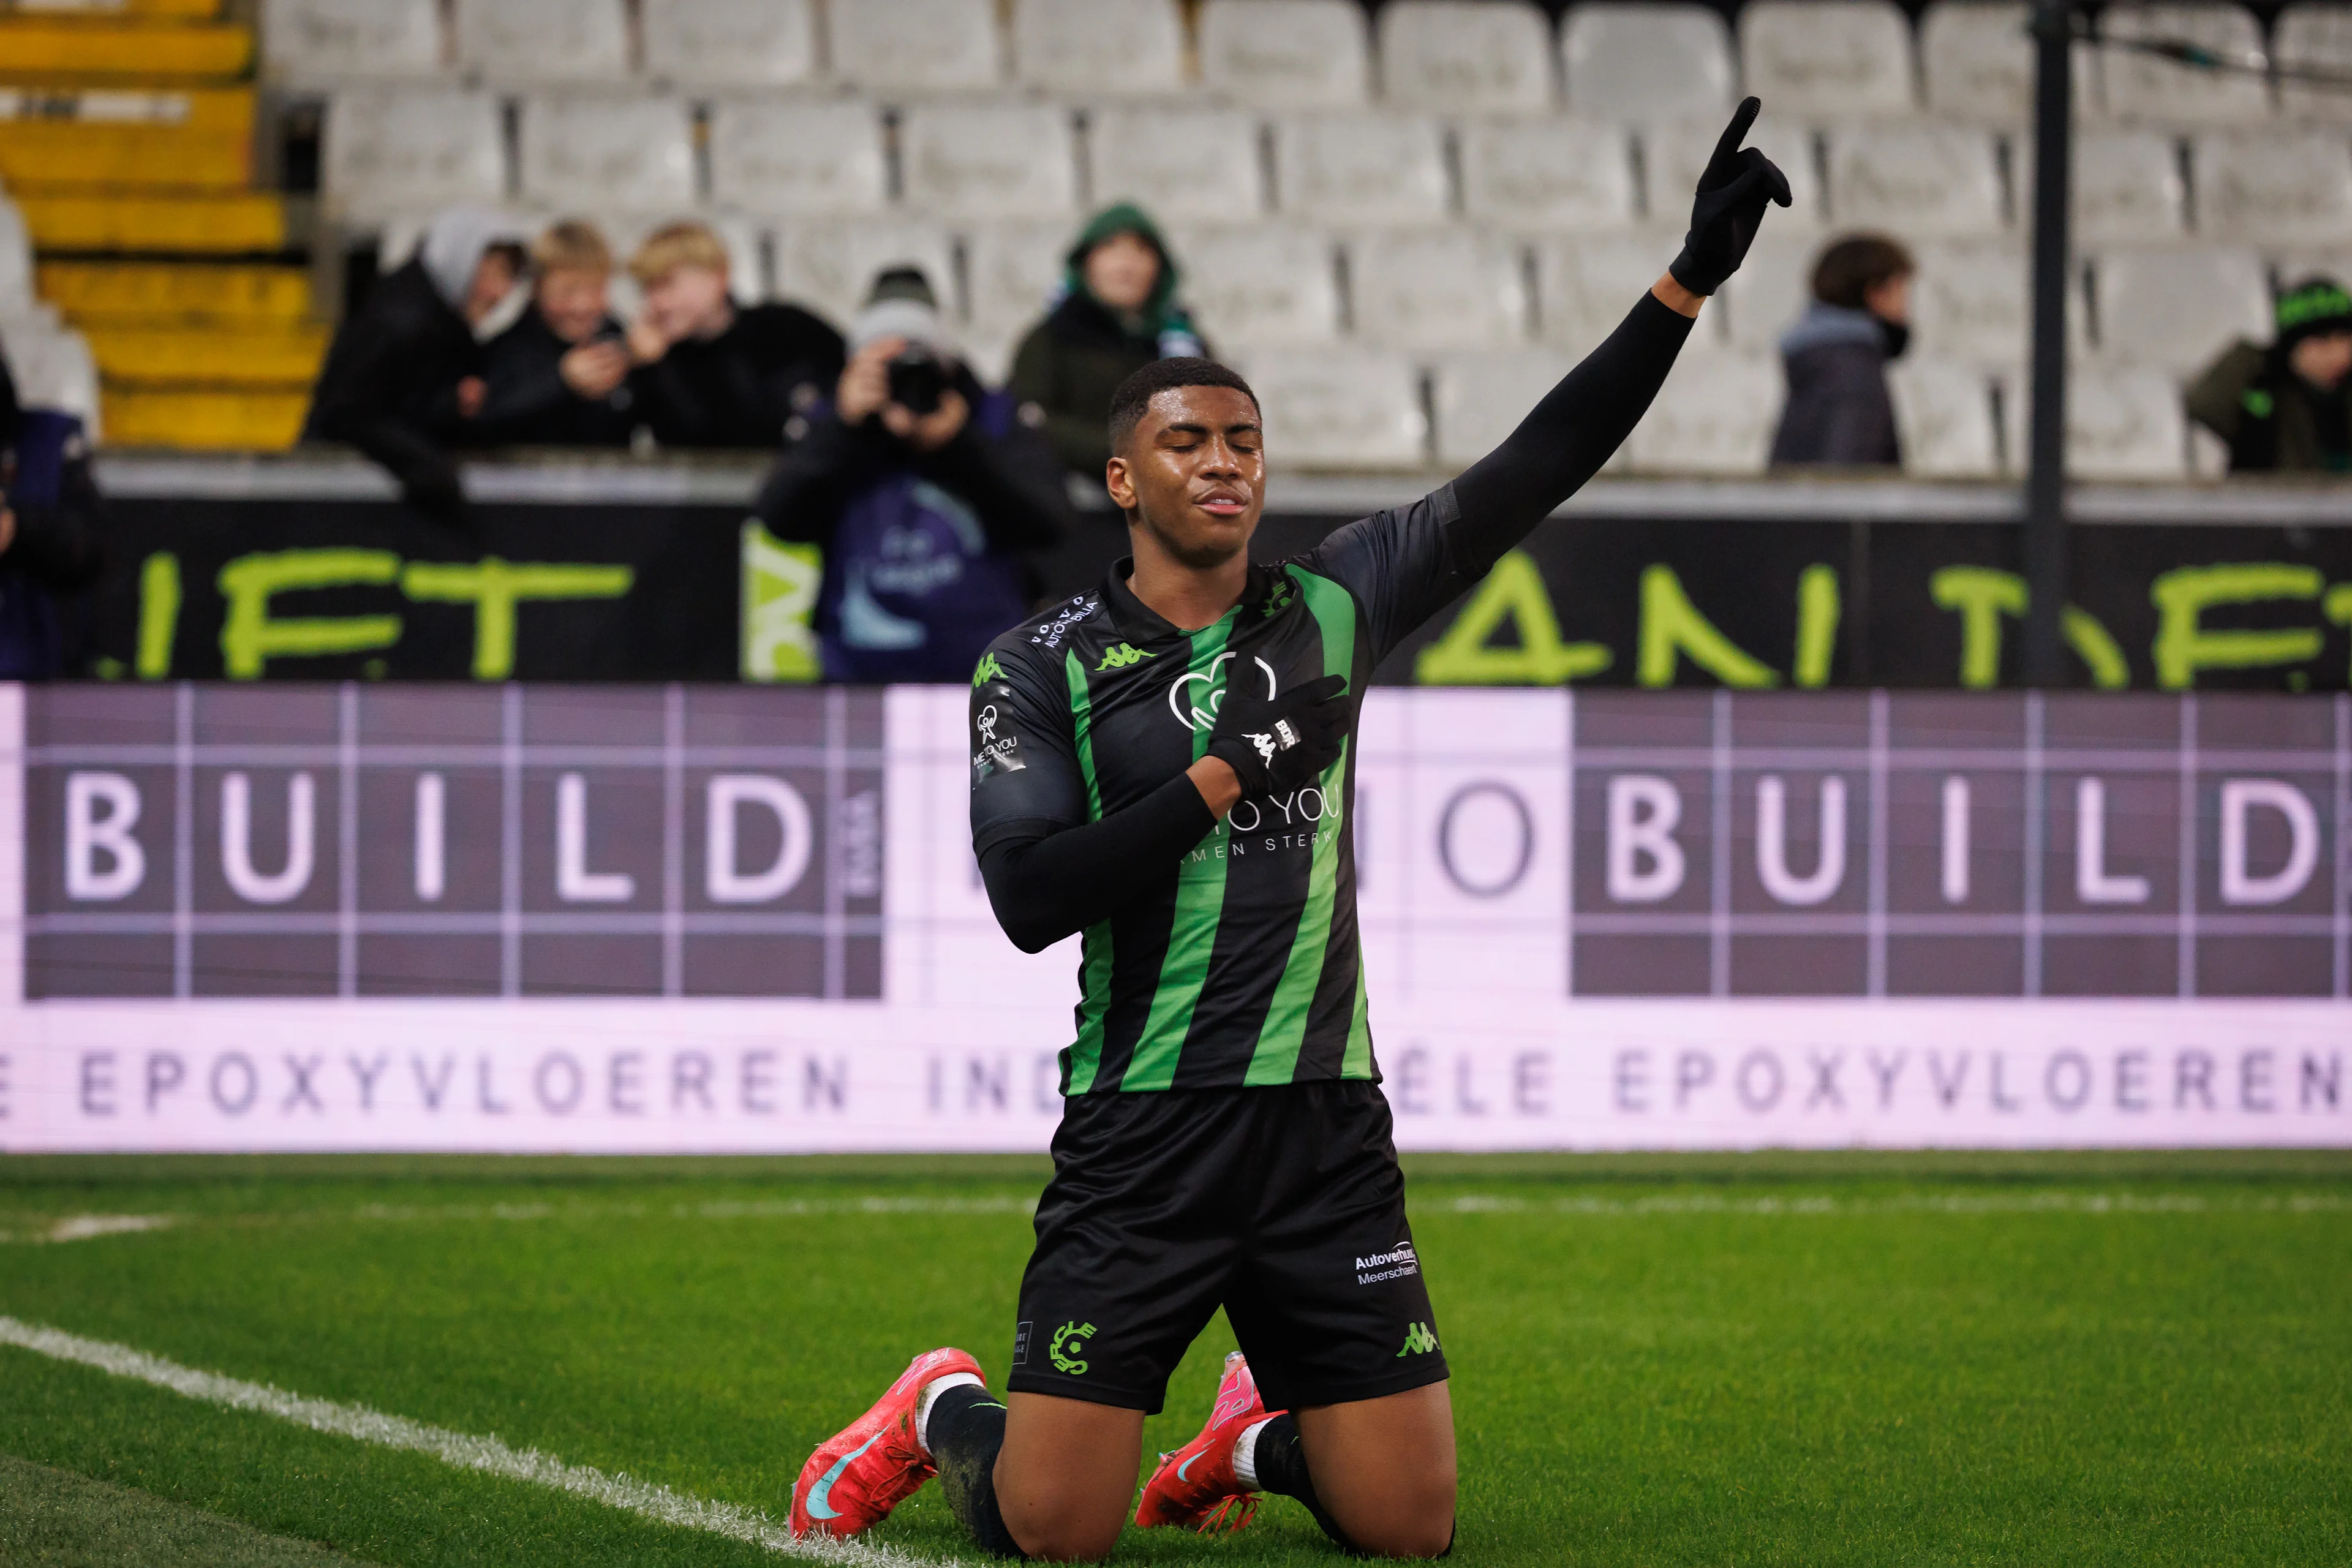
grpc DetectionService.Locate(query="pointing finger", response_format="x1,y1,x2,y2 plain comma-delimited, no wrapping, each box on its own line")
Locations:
1710,95,1762,172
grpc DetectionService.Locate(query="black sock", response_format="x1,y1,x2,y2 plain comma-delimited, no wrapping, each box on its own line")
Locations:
927,1382,1025,1559
1246,1412,1365,1555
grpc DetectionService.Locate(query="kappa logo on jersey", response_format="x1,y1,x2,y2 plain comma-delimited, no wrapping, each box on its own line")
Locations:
1096,643,1155,672
971,652,1004,687
1168,652,1280,732
1396,1322,1439,1357
1262,576,1295,617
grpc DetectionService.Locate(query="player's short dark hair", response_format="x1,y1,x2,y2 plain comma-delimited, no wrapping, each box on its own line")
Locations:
1106,357,1260,453
1811,234,1916,311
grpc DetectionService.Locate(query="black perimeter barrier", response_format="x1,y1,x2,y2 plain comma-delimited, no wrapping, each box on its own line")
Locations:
80,453,2352,690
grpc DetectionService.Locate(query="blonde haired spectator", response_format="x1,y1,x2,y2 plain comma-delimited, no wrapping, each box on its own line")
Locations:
474,217,635,447
625,219,844,449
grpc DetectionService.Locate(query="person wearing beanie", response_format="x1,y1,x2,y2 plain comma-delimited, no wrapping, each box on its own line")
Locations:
624,220,845,450
1009,202,1210,477
751,266,1076,682
303,205,529,518
2186,277,2352,473
1769,233,1915,468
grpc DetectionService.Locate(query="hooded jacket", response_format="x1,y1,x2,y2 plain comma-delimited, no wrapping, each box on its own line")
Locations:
1769,301,1902,468
304,207,521,515
0,350,105,677
2185,341,2352,474
1008,203,1208,476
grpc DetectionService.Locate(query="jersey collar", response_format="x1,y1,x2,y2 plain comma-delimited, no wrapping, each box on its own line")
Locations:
1101,555,1282,643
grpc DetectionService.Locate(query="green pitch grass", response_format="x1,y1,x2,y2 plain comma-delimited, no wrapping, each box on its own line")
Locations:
2,1151,2348,1566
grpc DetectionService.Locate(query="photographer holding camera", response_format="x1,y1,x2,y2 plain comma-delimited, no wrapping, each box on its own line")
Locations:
751,266,1074,682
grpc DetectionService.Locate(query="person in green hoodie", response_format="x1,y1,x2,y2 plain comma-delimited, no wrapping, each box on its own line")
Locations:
1009,202,1209,478
2185,276,2352,474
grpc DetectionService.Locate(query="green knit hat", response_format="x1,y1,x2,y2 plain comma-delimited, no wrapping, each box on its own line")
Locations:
2275,276,2352,349
1063,201,1182,329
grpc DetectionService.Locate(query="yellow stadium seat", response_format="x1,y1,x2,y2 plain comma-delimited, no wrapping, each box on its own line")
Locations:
18,192,284,252
0,18,252,80
0,129,251,190
38,262,311,327
86,325,326,387
101,387,308,450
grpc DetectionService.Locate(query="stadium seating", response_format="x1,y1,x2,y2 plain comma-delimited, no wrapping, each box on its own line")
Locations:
639,0,817,88
518,94,695,213
2098,4,2272,123
1013,0,1185,96
829,0,1003,91
1346,228,1528,350
1645,118,1825,228
2092,245,2271,372
1719,228,1818,352
899,102,1078,220
2069,130,2189,243
963,221,1071,375
261,0,443,87
2275,4,2352,121
1624,346,1782,473
1272,112,1450,226
1430,349,1576,466
1740,0,1919,119
772,217,957,333
1537,233,1686,354
453,0,630,84
1377,0,1556,115
1888,355,2005,475
1825,123,2006,237
1558,4,1736,122
1197,0,1371,107
2064,363,2192,478
2193,130,2352,242
1907,238,2034,369
1920,1,2032,121
707,99,888,215
323,88,506,223
1458,119,1639,232
1172,225,1343,345
1238,343,1426,468
1086,105,1267,222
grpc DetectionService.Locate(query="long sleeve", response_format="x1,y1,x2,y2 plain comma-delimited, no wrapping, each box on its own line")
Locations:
748,414,872,543
978,778,1216,953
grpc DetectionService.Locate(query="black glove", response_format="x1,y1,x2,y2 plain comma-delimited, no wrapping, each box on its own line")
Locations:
1207,671,1349,797
1668,97,1795,297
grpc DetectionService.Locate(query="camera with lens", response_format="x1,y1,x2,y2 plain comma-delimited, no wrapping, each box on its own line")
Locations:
886,344,948,416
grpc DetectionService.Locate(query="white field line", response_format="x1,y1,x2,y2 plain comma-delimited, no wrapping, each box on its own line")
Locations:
0,1214,177,1245
1440,1190,2352,1216
0,1316,963,1568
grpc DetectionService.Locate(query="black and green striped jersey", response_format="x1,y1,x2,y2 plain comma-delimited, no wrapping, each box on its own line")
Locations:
968,487,1479,1096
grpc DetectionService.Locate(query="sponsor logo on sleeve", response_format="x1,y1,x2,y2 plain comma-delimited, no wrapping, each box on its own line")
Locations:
971,703,1025,783
1012,1321,1033,1366
1048,1320,1095,1375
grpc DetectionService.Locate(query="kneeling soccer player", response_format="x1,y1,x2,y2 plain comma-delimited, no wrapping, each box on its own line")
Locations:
791,101,1790,1560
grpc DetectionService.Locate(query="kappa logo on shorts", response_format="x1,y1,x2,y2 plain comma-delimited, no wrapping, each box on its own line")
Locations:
1355,1241,1420,1286
1048,1320,1095,1376
1397,1322,1439,1357
1012,1321,1033,1367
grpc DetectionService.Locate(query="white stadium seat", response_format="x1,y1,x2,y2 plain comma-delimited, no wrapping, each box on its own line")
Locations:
1920,1,2030,119
2070,130,2188,241
829,0,1003,92
1239,345,1427,469
1198,0,1371,108
2092,246,2271,371
772,217,957,332
1459,119,1638,232
2275,4,2352,122
323,88,506,222
1012,0,1184,94
2065,363,2190,478
1171,225,1341,345
707,99,886,216
1272,113,1449,226
1645,116,1823,229
639,0,816,88
1826,123,2005,237
1559,3,1736,122
1888,356,2003,475
1536,232,1683,353
1377,0,1556,115
1088,105,1267,223
2099,4,2272,124
452,0,628,82
1719,228,1818,352
899,101,1076,220
1624,347,1781,474
2193,130,2352,243
262,0,441,86
1345,229,1529,351
962,222,1070,349
1740,0,1918,120
1909,238,2033,369
517,96,695,213
1431,349,1575,467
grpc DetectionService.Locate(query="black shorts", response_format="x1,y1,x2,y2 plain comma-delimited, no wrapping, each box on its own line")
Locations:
1006,1079,1447,1415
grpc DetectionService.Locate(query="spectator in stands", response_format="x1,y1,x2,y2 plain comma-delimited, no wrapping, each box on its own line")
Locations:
304,206,528,518
2186,277,2352,475
1009,202,1208,477
472,219,635,448
1769,234,1915,469
625,221,844,449
751,267,1073,683
0,350,104,677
